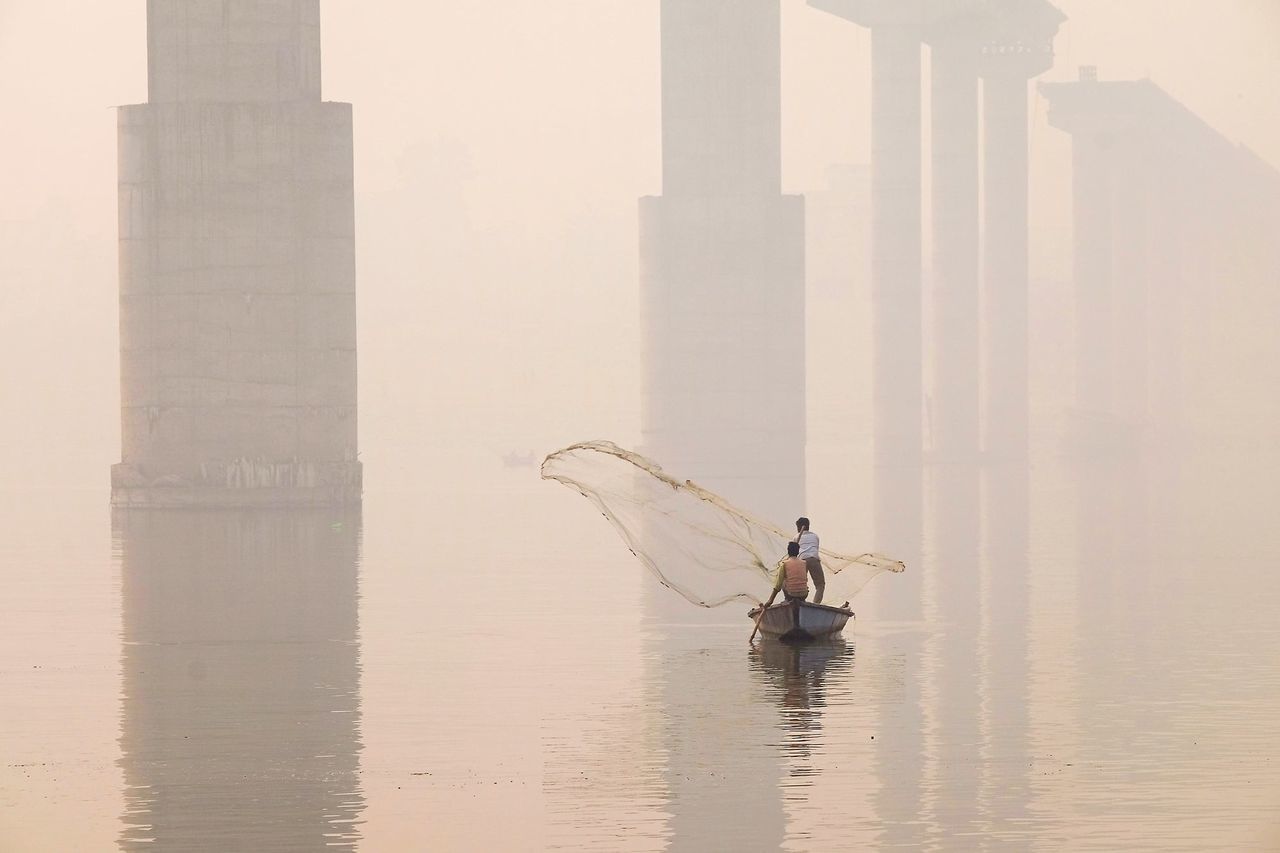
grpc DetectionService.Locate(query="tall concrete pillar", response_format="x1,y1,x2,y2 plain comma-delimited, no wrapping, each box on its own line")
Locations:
641,0,805,524
641,6,798,840
928,34,981,463
113,0,361,507
982,72,1031,459
973,13,1060,823
868,22,924,557
1111,141,1152,431
808,1,926,617
1070,128,1116,427
659,0,780,199
979,2,1064,462
927,42,983,738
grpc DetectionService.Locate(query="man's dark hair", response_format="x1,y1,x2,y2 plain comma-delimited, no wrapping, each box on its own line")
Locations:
796,517,810,531
787,541,800,557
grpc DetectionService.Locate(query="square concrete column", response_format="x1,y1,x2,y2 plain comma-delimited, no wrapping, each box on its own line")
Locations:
929,34,981,464
147,0,322,103
808,0,926,618
642,0,805,524
868,23,924,553
114,0,360,507
981,72,1032,460
660,0,781,198
1070,129,1116,425
978,1,1064,462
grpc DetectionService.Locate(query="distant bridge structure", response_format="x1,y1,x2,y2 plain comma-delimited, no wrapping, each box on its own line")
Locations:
807,0,1064,619
1042,72,1280,454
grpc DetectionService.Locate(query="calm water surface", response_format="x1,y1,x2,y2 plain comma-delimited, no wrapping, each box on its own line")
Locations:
2,449,1278,851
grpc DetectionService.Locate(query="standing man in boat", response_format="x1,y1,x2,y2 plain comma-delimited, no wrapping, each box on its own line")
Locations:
795,517,825,604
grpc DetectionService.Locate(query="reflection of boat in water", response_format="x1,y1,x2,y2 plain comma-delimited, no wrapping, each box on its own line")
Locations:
752,637,853,717
754,635,852,681
747,600,854,642
751,637,854,771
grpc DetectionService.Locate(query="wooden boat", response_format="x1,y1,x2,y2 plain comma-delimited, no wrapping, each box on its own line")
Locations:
746,600,854,642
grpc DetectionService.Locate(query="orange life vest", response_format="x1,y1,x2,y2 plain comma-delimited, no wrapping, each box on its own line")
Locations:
782,557,809,596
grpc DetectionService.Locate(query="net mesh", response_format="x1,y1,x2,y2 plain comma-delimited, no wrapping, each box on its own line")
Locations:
541,440,905,608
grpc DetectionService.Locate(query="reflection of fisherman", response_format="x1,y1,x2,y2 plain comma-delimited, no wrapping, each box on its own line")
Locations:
769,542,810,602
794,517,825,604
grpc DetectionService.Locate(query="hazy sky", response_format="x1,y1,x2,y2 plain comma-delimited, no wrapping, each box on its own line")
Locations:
0,1,1276,488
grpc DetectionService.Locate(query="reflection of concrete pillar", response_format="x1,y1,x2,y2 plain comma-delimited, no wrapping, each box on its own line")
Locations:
1072,456,1150,807
649,634,786,851
928,463,982,834
969,2,1063,813
979,464,1031,826
642,6,795,841
115,509,363,850
926,41,986,782
929,35,980,463
750,640,859,845
981,72,1031,461
642,0,804,524
871,629,926,848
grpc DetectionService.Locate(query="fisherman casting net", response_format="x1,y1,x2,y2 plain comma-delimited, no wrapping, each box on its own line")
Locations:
541,441,905,608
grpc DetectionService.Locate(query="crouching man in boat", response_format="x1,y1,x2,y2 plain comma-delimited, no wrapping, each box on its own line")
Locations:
795,517,825,604
769,542,811,603
750,544,812,642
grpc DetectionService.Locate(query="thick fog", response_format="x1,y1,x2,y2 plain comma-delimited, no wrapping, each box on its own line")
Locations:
0,0,1277,493
3,4,1280,850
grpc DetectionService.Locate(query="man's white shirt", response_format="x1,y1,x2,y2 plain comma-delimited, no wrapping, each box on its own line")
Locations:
797,530,819,559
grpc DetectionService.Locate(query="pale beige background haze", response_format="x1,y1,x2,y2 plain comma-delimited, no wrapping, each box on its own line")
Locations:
0,6,1278,851
0,0,1276,488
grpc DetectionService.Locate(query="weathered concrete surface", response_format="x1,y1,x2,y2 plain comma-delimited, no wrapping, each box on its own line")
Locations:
642,1,804,524
114,0,359,507
639,193,806,523
147,0,322,104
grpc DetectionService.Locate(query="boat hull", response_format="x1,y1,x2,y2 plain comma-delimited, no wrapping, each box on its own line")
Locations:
747,600,853,642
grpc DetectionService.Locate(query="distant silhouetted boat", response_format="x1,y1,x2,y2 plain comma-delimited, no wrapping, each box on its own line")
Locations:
747,600,854,642
503,450,538,469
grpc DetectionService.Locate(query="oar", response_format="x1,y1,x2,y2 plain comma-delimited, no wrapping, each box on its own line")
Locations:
750,590,779,644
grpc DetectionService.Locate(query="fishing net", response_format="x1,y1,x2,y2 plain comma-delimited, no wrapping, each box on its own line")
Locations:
541,441,905,608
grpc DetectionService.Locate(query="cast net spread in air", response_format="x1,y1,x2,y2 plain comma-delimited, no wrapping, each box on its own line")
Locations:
541,441,905,608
